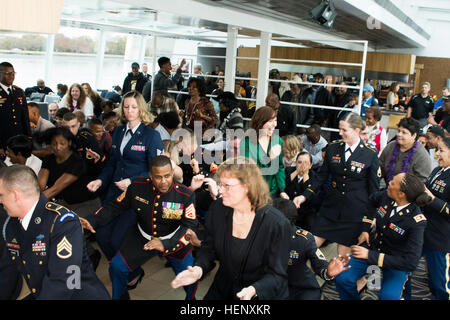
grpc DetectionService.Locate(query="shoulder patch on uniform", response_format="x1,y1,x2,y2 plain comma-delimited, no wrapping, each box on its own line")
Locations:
295,228,309,240
316,248,326,260
59,212,76,223
45,202,71,216
364,143,377,153
413,214,426,223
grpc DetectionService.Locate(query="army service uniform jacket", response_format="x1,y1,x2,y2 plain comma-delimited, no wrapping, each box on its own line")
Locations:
2,194,110,299
364,191,427,272
288,227,329,296
422,166,450,252
303,139,380,222
86,177,198,270
0,85,31,150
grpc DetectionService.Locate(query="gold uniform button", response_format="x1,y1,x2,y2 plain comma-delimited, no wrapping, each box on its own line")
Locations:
343,176,346,179
137,208,141,211
175,186,179,189
165,250,169,253
156,195,160,199
154,211,157,214
27,274,31,279
39,261,43,265
343,183,346,187
153,224,157,228
153,232,157,235
342,192,345,195
155,203,159,207
22,260,26,265
153,218,157,221
344,168,347,171
12,256,15,260
32,289,36,293
176,244,180,247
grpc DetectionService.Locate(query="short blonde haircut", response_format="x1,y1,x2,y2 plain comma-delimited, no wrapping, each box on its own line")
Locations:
163,140,180,165
282,135,302,161
117,90,155,125
217,156,272,211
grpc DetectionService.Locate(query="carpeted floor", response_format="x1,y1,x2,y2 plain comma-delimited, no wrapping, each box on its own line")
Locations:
321,257,434,300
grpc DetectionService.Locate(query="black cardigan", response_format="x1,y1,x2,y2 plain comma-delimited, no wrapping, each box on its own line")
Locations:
195,199,291,300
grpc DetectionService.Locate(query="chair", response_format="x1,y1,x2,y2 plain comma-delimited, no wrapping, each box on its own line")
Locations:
44,95,60,104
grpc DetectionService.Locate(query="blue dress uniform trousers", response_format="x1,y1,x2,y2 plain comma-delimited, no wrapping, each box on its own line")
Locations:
110,249,198,300
423,247,450,299
336,257,409,300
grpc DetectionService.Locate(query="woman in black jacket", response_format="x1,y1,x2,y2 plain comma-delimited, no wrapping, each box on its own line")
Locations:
171,156,291,300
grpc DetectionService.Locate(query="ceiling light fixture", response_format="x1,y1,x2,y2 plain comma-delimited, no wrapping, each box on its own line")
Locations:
310,0,337,28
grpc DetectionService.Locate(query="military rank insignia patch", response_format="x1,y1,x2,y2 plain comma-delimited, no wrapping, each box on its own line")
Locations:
210,162,218,173
316,249,326,260
185,203,196,219
116,191,127,203
56,236,72,259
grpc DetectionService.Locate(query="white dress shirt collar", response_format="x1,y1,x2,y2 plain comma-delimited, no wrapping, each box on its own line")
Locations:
20,199,39,231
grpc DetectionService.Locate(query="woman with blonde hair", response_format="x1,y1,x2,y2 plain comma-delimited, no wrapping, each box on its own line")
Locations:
294,112,380,257
282,134,303,168
59,83,95,118
172,156,291,300
86,91,164,278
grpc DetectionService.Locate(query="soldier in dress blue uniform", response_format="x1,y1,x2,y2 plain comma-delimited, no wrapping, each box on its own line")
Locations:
0,165,110,300
81,156,198,300
335,173,431,300
417,137,450,299
272,198,351,300
294,113,380,256
0,62,32,159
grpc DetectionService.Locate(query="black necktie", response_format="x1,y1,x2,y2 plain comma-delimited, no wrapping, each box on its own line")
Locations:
126,129,133,137
7,87,12,95
345,148,353,162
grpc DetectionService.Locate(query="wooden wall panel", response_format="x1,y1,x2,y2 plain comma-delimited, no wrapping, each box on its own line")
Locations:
0,0,63,34
415,56,450,96
237,46,416,78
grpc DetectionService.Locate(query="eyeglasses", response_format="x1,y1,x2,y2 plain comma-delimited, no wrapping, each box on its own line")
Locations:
217,182,241,191
0,71,16,76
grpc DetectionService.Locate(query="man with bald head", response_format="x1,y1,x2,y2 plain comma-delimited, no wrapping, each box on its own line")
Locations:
0,165,110,299
25,79,53,97
266,92,296,137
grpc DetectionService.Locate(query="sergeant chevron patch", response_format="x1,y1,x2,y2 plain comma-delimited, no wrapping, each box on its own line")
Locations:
56,236,72,259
